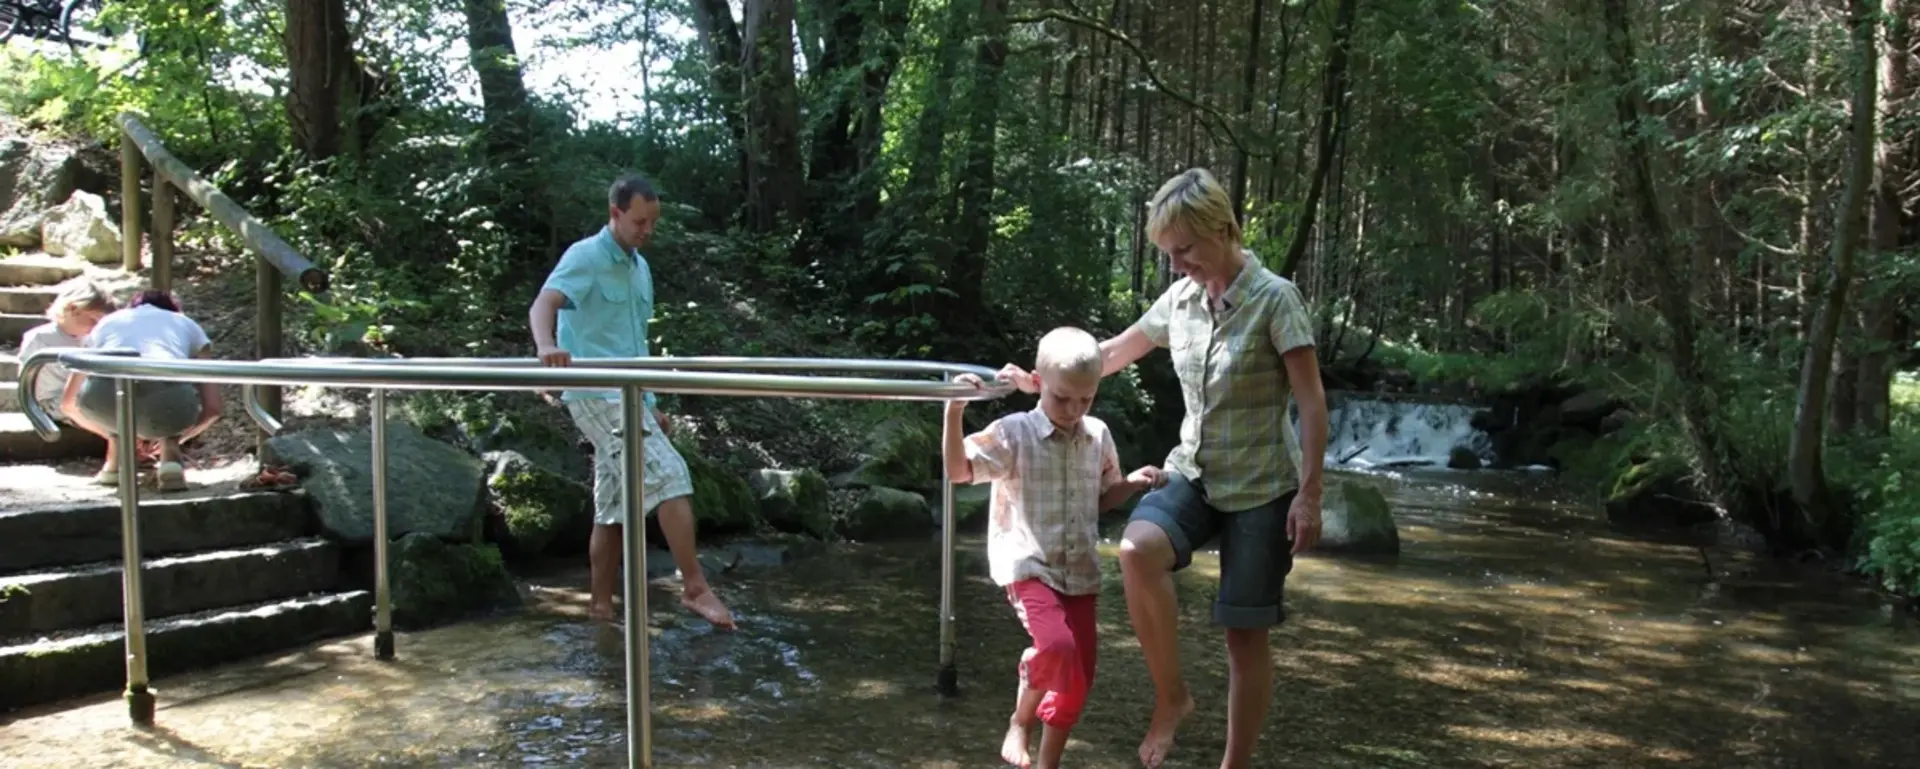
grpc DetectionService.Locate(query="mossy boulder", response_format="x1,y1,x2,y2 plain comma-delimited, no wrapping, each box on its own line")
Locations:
484,450,592,558
1318,480,1401,556
841,486,933,541
389,532,523,631
833,416,939,493
933,483,992,531
266,422,488,545
1605,458,1717,528
749,468,832,538
677,441,760,535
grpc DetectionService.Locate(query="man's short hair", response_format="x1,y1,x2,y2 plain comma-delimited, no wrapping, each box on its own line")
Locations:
1035,327,1102,382
608,173,659,211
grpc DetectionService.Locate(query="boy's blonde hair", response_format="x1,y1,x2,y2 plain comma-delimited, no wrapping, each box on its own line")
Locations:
1146,168,1241,243
1034,326,1102,383
46,280,115,322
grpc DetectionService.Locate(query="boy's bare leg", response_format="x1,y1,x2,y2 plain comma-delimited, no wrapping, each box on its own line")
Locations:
1118,521,1196,769
653,495,735,629
588,523,622,622
1034,724,1072,769
1003,677,1042,767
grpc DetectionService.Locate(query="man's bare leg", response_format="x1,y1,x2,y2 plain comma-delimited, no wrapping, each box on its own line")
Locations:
588,522,622,622
653,495,735,629
1220,628,1275,769
1002,677,1041,767
1118,521,1195,769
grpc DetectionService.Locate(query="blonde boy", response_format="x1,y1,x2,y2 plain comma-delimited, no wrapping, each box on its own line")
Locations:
17,280,115,420
945,327,1161,769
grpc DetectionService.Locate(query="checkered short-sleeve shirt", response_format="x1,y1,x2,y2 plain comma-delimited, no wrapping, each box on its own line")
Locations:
1134,258,1316,512
964,410,1125,596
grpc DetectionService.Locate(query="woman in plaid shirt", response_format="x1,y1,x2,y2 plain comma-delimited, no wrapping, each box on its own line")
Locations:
998,169,1332,769
946,327,1161,769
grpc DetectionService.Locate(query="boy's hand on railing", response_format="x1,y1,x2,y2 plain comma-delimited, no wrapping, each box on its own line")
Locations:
947,373,985,416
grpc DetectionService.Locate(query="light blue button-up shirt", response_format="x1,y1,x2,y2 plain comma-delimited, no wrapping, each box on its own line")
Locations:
541,225,657,406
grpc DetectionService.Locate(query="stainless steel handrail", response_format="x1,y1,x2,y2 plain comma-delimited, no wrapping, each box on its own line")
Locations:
13,350,1009,769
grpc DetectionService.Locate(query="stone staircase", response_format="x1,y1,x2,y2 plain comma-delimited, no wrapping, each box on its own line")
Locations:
0,253,373,714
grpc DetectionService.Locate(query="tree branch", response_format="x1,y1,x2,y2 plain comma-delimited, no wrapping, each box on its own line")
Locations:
1009,8,1262,157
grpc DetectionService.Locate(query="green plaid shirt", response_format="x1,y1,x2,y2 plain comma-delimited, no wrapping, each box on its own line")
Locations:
1135,259,1316,512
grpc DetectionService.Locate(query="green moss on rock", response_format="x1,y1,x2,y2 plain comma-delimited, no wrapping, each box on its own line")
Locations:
390,532,522,631
750,468,833,538
485,451,591,558
842,486,933,541
676,440,760,535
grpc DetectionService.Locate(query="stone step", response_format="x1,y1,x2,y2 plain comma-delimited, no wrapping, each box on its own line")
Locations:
1,382,19,413
0,255,86,287
1,351,19,381
0,489,314,575
0,411,105,462
0,313,39,341
0,286,56,315
0,590,373,713
0,537,341,639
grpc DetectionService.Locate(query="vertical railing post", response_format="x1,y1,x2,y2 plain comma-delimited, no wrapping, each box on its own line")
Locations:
937,373,959,696
620,385,653,769
118,132,143,274
116,377,154,725
255,258,282,463
371,389,394,660
150,175,174,295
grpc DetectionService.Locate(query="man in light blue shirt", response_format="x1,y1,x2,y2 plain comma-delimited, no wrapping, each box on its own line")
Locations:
528,173,734,630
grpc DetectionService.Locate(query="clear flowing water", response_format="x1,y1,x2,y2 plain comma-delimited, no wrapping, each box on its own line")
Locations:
2,470,1915,768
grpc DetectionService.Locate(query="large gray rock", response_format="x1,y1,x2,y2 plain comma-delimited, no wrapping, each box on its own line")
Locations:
1318,480,1401,556
266,422,488,544
484,450,592,558
39,190,121,264
749,468,832,538
389,532,522,631
841,486,933,541
0,137,114,249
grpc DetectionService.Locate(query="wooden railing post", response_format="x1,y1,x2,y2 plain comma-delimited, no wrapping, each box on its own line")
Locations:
151,176,174,295
119,131,143,273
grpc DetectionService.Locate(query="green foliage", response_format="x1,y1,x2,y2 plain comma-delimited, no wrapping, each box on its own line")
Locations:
1839,376,1920,596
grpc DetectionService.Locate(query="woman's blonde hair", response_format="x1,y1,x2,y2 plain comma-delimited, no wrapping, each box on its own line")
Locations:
1145,168,1241,243
46,280,116,322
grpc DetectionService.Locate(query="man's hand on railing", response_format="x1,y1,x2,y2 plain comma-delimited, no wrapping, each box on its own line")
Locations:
537,344,571,367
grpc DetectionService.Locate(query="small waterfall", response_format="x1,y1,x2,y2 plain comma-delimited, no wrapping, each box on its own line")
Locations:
1292,393,1497,469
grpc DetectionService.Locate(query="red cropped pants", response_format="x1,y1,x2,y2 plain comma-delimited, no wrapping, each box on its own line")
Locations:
1007,579,1099,728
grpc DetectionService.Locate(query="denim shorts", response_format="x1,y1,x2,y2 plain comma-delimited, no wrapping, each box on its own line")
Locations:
1128,474,1295,628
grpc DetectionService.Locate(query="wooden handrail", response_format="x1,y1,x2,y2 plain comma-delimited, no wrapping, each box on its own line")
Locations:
113,111,331,461
114,113,329,293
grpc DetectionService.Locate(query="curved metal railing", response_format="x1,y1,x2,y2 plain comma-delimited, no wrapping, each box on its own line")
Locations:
15,349,1012,769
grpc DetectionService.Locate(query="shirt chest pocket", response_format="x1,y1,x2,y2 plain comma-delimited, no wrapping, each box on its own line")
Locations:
599,275,652,314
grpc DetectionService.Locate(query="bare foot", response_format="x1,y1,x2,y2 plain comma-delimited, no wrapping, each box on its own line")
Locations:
1000,717,1033,767
1139,693,1195,769
588,601,615,624
681,585,736,630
